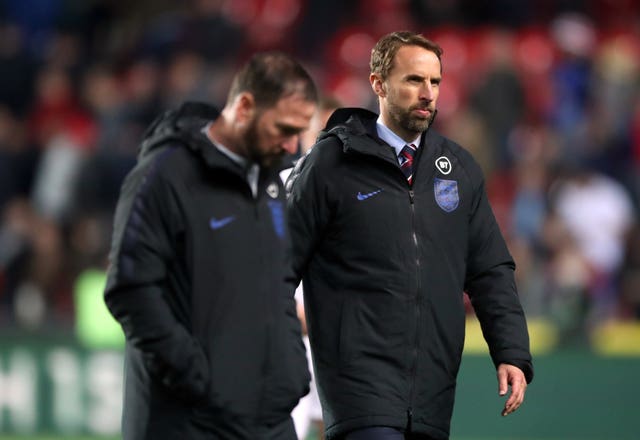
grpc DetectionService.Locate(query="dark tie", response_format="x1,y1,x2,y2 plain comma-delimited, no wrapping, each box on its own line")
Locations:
400,144,417,184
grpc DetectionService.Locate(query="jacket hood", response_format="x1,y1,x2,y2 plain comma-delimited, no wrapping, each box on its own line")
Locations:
139,101,220,158
138,101,293,175
317,107,386,159
318,107,378,142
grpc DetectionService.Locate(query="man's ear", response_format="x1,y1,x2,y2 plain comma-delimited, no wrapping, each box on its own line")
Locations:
235,92,255,124
370,74,386,97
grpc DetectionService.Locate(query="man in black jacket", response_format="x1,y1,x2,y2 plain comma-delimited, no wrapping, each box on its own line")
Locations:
286,31,533,440
104,52,318,439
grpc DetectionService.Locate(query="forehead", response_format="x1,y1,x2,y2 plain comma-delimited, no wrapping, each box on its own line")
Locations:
266,93,317,124
390,45,441,76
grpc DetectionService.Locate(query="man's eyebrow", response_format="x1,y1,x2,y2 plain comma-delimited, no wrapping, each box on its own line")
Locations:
406,74,441,83
277,123,304,135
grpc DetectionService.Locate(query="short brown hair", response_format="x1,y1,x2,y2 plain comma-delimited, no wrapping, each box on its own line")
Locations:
370,31,443,80
227,51,318,108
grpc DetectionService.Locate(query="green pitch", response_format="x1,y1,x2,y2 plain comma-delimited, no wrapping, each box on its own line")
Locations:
0,437,612,440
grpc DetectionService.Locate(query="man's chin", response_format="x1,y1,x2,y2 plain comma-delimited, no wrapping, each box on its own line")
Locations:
408,119,432,134
258,154,285,169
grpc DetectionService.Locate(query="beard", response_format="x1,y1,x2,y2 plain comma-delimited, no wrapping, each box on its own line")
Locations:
243,116,284,169
387,100,435,135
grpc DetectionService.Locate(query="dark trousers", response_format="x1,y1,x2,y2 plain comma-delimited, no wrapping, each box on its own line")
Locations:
341,426,436,440
187,413,297,439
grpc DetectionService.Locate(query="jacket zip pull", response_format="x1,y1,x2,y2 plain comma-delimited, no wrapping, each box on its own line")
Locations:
409,190,415,204
407,407,413,433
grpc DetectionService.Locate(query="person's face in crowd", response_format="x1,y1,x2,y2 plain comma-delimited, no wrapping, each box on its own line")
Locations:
300,106,336,154
371,44,441,142
243,93,316,167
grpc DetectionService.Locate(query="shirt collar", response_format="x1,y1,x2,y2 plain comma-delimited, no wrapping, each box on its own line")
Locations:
376,116,421,158
202,123,260,197
203,124,248,167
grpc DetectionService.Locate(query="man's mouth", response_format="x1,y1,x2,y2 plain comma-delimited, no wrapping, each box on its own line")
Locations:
412,107,432,118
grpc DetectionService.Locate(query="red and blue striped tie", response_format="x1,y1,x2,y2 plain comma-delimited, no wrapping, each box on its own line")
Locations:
400,143,417,185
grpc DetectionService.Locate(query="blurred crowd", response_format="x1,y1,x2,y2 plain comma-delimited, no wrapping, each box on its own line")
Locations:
0,0,639,347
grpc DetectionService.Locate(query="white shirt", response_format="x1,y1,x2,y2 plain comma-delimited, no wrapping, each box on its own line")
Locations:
554,173,635,273
375,116,421,165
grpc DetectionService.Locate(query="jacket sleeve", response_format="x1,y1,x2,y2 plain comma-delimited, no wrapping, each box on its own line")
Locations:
285,141,335,288
464,169,534,384
104,155,209,403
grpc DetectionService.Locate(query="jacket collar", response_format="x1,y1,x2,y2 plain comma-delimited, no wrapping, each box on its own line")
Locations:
319,107,440,165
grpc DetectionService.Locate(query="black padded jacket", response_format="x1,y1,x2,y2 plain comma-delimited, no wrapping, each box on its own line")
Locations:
105,102,309,439
286,108,533,440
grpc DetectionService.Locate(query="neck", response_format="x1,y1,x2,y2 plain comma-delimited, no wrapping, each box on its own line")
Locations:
207,110,245,157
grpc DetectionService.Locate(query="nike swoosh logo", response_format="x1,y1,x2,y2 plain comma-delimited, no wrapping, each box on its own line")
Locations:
209,216,235,230
356,189,383,201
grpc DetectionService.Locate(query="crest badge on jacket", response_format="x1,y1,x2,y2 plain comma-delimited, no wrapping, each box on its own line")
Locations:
434,178,459,212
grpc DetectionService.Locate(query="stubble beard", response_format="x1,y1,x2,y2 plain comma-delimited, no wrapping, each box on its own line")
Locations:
244,116,283,169
388,101,434,137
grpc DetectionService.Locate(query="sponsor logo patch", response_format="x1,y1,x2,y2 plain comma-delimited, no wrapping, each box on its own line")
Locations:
435,156,452,175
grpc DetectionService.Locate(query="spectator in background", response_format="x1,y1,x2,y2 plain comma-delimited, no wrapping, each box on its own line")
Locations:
548,13,596,167
0,22,35,116
73,64,137,216
27,64,96,223
0,197,70,328
547,167,635,328
300,95,343,156
0,198,35,322
160,49,210,109
469,30,525,168
287,31,533,440
0,105,36,212
584,31,639,178
104,52,318,439
620,223,640,319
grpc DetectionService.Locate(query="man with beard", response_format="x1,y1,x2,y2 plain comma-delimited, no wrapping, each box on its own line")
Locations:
104,52,317,440
286,31,533,440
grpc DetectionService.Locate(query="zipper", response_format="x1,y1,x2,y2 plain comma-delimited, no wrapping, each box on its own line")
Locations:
407,190,421,432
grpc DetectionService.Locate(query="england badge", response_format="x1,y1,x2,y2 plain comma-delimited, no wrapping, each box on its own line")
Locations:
434,178,459,212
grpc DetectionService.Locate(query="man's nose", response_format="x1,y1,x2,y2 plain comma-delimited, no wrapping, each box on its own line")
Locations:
420,83,434,100
281,135,300,155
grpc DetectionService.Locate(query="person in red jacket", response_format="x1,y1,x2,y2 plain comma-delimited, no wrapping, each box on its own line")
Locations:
286,31,533,440
104,52,317,440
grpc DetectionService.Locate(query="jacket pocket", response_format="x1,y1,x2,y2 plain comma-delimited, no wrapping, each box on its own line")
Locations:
144,341,210,406
259,322,311,425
